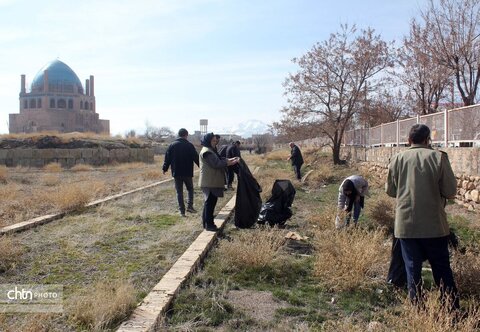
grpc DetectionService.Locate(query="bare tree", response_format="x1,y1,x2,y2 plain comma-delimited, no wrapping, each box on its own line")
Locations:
396,19,452,114
252,133,273,154
125,129,136,138
278,25,392,164
358,84,412,127
144,121,174,142
418,0,480,106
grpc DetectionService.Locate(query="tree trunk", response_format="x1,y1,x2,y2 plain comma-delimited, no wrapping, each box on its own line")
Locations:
332,141,346,165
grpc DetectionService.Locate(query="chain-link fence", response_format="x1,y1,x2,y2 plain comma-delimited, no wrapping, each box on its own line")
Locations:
344,104,480,147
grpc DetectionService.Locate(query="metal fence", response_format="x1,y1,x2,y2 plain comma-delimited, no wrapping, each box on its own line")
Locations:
344,104,480,147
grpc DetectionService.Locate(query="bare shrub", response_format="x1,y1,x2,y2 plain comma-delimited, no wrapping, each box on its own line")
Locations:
0,166,7,184
265,149,289,161
141,169,163,180
8,314,56,332
321,318,366,332
307,204,338,231
44,162,62,172
217,227,286,270
49,183,94,212
381,291,480,332
313,228,389,291
365,194,396,234
0,236,22,272
71,164,93,172
116,162,148,171
42,174,60,186
451,249,480,296
304,164,336,186
69,280,136,330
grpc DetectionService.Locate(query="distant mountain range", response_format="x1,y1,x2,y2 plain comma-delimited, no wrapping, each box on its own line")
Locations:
217,119,270,138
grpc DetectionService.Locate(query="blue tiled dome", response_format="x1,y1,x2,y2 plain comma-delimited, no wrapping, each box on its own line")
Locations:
31,59,83,93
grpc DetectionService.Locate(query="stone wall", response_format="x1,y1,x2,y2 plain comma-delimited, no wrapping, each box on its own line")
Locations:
340,146,480,211
340,146,480,176
0,147,154,168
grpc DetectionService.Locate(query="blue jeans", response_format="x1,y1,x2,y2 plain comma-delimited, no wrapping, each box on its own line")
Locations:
345,200,362,225
174,176,194,213
400,237,459,310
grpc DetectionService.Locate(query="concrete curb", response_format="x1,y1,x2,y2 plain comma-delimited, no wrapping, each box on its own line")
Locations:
0,177,175,235
117,166,259,332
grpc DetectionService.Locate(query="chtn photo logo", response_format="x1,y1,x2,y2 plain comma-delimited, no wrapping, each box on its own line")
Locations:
7,286,33,300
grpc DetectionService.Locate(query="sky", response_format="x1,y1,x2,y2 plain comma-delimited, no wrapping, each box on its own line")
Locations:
0,0,426,136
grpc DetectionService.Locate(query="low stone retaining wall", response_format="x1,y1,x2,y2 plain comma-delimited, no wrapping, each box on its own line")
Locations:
0,147,154,168
340,146,480,176
358,162,480,211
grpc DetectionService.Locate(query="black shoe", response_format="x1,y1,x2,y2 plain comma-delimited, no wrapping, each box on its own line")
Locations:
186,207,197,213
205,224,219,232
179,211,186,217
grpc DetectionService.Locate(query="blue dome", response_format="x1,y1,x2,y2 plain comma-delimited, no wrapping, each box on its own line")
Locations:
31,59,83,93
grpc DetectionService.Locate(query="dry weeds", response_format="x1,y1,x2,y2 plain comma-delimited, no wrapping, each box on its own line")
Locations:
217,227,287,269
313,227,389,291
451,249,480,296
380,291,480,332
115,162,149,171
365,194,396,234
42,174,60,186
0,166,7,184
70,164,93,172
44,162,62,172
48,183,95,212
266,149,289,161
303,163,336,186
141,169,163,180
69,280,137,331
0,236,22,272
306,204,338,231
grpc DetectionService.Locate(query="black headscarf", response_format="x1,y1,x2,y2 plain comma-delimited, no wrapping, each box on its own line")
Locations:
201,133,215,148
342,179,358,212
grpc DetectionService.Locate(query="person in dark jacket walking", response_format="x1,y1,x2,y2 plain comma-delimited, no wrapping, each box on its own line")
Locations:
226,141,241,189
162,128,199,217
287,142,304,180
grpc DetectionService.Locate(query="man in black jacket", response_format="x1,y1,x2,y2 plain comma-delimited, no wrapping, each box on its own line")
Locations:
162,128,199,216
287,142,304,180
226,141,241,189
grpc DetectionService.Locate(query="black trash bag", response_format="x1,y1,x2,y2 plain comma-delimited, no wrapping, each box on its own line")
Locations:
258,179,296,226
234,159,262,228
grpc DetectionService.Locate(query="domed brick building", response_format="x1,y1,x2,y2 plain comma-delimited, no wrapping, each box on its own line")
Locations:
9,59,110,134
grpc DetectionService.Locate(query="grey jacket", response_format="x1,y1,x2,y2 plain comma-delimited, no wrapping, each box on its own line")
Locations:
337,175,369,210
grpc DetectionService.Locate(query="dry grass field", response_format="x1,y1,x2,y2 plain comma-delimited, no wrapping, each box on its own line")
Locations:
0,156,169,226
0,154,238,331
1,148,479,331
164,148,480,332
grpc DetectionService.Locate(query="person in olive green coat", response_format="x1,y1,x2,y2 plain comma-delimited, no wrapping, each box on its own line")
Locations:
386,124,459,310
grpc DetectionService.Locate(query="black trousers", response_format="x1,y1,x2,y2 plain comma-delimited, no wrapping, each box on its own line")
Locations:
227,165,239,186
202,192,218,228
400,237,459,310
293,164,302,180
174,176,194,213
